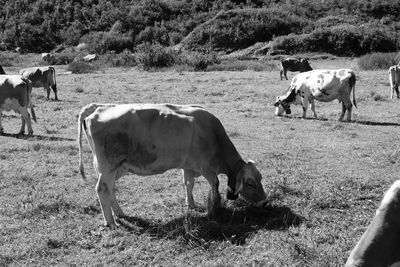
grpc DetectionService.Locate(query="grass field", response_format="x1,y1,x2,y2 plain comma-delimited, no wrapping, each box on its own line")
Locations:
1,57,399,266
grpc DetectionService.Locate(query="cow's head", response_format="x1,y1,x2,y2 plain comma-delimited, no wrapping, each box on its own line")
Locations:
274,96,292,116
301,59,313,71
235,161,267,206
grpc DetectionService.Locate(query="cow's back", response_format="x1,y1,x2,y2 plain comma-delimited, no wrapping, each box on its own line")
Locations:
20,67,52,87
86,104,218,174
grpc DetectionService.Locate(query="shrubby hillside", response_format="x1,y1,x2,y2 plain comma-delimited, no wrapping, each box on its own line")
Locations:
0,0,399,56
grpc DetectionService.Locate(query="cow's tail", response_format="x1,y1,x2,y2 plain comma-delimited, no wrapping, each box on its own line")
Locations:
349,71,357,109
78,108,87,181
22,77,37,122
50,66,57,91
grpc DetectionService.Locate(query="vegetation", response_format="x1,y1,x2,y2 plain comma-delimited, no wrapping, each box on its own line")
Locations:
0,0,400,56
1,58,400,265
358,52,400,70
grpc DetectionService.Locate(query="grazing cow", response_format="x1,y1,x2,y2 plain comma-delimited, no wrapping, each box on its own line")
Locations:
388,65,400,99
0,75,36,135
274,69,357,121
78,103,267,228
19,66,58,101
0,65,5,74
280,57,313,80
345,180,400,267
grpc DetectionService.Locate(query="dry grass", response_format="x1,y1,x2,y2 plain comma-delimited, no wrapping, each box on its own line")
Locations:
1,57,399,266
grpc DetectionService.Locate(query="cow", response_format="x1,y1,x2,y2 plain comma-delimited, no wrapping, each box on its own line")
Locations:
280,57,313,80
345,180,400,267
0,75,36,135
19,66,58,101
78,103,267,228
274,69,357,121
0,65,5,74
388,65,400,99
41,53,55,64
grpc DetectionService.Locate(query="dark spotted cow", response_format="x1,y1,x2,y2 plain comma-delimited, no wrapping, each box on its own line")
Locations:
78,103,267,228
274,69,357,121
280,57,313,80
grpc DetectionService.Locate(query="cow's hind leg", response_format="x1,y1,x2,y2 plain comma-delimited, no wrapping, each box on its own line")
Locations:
203,173,221,220
18,108,33,135
51,85,58,101
395,85,399,99
44,84,51,100
182,169,196,210
96,171,118,228
340,100,353,122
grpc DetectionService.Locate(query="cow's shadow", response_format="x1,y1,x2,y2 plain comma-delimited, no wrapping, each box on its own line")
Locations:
0,132,75,141
278,115,400,126
116,202,303,245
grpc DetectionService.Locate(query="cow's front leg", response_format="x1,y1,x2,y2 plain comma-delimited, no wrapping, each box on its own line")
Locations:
182,169,196,210
203,173,221,220
395,85,400,99
96,171,117,228
301,98,309,119
310,99,317,118
0,110,3,135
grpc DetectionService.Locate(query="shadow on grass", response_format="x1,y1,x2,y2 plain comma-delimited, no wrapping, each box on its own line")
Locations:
117,203,303,246
352,120,400,126
278,115,400,126
0,132,75,141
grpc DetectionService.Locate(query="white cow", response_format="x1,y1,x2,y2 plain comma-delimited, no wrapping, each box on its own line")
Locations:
0,75,36,135
274,69,357,121
78,103,267,228
388,65,400,99
345,180,400,267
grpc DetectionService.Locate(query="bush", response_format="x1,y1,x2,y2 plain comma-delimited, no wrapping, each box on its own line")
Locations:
184,52,220,71
101,50,137,67
273,24,397,56
180,8,309,52
358,52,400,70
81,32,134,54
66,61,100,74
135,42,178,70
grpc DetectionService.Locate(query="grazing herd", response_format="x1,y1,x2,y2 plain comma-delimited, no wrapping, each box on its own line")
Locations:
1,56,400,265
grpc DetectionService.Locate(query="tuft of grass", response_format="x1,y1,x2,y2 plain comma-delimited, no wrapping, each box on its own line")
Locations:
67,61,101,74
358,52,400,70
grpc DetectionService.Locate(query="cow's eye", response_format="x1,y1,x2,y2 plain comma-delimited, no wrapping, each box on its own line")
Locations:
246,180,255,187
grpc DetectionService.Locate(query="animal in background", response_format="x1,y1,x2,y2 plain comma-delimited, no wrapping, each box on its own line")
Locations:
274,69,356,121
388,65,400,99
19,66,58,101
280,57,313,80
0,75,36,135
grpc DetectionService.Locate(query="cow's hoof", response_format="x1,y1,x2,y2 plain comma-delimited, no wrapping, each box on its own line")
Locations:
27,131,33,136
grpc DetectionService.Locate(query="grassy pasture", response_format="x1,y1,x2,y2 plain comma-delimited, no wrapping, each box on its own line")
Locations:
1,57,399,266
